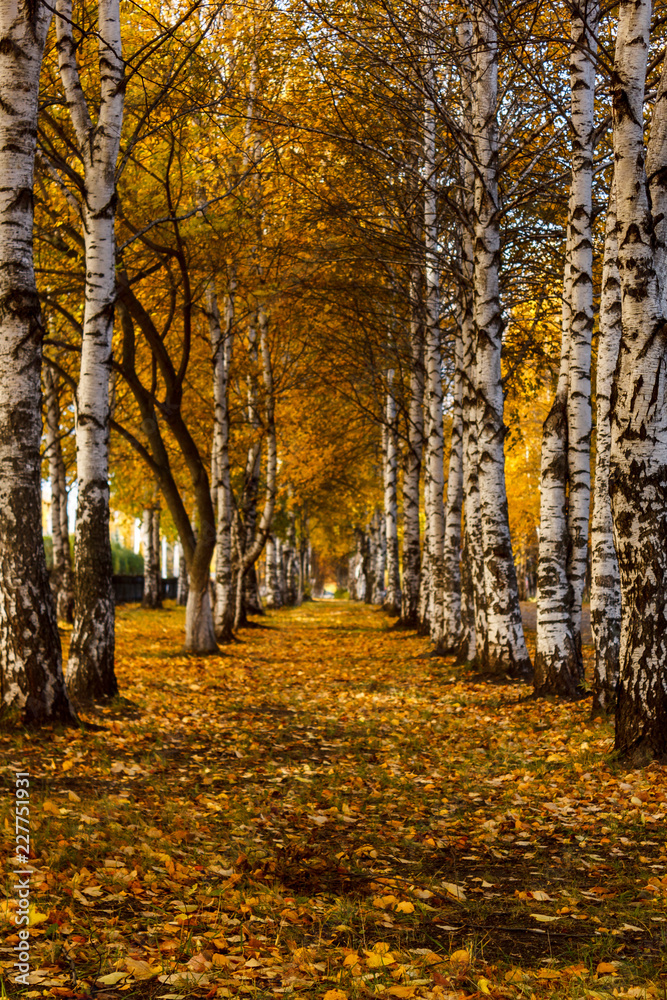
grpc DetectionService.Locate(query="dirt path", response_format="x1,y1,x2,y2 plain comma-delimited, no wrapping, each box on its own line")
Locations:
0,600,663,999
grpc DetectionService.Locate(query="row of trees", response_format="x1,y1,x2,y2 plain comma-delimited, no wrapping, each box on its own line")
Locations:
1,0,667,761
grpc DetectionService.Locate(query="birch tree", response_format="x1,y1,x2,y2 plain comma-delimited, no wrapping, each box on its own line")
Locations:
142,507,161,609
535,0,598,698
209,279,236,642
422,5,446,649
56,0,124,701
457,16,485,666
610,0,667,760
0,0,76,725
383,379,401,616
590,176,621,715
44,368,74,622
472,0,531,678
400,271,424,626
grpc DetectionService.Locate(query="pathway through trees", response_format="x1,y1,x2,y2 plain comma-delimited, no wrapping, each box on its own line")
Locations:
1,601,665,996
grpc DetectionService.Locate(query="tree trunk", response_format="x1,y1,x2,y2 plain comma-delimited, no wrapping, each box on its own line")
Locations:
57,0,124,702
209,279,236,642
535,262,579,694
233,304,277,630
566,0,598,658
370,509,386,605
400,269,424,625
185,570,218,654
439,326,463,654
265,535,283,608
176,543,188,606
142,507,162,608
590,176,621,715
0,0,76,725
44,368,74,622
383,385,402,616
456,15,485,667
610,2,667,760
472,0,531,679
422,12,446,647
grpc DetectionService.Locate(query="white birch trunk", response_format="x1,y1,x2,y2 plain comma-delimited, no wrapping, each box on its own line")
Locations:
535,259,578,692
233,304,277,630
401,269,423,625
370,508,386,605
44,368,74,622
383,380,402,616
286,504,299,605
536,2,598,697
176,543,188,606
0,0,76,724
590,176,621,715
142,507,161,608
440,327,464,653
265,536,282,608
57,0,124,701
566,0,598,656
456,16,483,666
422,4,446,647
610,3,667,760
472,0,531,678
209,279,236,642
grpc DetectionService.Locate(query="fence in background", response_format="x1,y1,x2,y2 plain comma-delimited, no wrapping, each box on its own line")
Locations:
112,576,178,604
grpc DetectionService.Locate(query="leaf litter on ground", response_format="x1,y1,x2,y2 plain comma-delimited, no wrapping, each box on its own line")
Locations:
1,600,666,1000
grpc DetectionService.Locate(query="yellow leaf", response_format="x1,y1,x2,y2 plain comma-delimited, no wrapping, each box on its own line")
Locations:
442,882,466,901
62,759,74,772
505,969,529,983
531,913,559,922
449,950,470,967
477,976,491,994
387,988,416,998
530,890,553,901
396,901,414,914
42,800,60,815
367,952,395,968
535,969,561,979
343,953,359,967
97,972,130,986
125,958,158,980
28,905,49,927
596,962,618,975
323,991,348,1000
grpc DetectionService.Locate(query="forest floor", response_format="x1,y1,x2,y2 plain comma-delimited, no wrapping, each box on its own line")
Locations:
1,600,666,1000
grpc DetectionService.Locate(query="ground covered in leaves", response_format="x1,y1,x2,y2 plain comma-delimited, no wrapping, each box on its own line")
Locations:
1,601,666,1000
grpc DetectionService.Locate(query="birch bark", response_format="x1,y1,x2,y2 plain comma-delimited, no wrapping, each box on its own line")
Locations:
535,262,578,693
383,380,402,616
400,270,424,625
422,9,446,648
209,279,236,642
176,543,188,606
265,535,282,608
610,2,667,759
472,0,531,678
56,0,124,701
456,16,484,666
590,177,621,715
233,305,277,630
566,1,598,658
142,508,161,609
439,326,463,653
370,508,386,604
0,0,76,724
44,368,74,622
